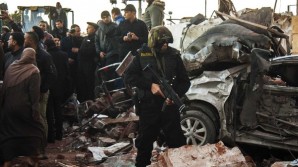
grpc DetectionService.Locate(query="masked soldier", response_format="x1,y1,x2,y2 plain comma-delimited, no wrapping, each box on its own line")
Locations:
125,26,190,167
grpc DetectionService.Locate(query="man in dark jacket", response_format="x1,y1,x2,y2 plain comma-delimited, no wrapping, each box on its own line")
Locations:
77,22,98,102
52,19,68,40
116,4,148,61
95,11,119,91
49,2,68,29
44,39,70,142
39,20,54,42
125,26,190,167
2,32,24,74
32,26,45,49
61,24,83,94
24,31,57,158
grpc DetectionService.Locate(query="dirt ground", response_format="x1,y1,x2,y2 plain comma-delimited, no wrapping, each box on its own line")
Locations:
40,138,83,167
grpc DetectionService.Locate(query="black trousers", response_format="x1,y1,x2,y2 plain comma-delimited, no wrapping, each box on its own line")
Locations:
135,102,186,167
69,62,78,94
46,93,64,142
77,61,96,102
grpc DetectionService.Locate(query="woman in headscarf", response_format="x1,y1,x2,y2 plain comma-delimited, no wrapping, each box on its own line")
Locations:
0,48,45,167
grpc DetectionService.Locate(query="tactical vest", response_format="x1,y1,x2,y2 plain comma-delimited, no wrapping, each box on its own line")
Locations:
139,45,181,82
137,46,181,102
139,47,161,84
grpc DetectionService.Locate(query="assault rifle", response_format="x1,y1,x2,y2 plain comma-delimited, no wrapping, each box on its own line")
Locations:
143,64,185,112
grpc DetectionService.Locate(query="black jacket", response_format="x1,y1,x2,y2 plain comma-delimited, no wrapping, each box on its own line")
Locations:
46,46,70,96
125,46,190,106
3,47,24,73
78,34,97,62
36,47,57,93
52,27,68,40
61,35,83,61
116,19,148,60
95,21,119,56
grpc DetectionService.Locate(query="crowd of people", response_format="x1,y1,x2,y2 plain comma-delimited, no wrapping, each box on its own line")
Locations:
0,0,191,167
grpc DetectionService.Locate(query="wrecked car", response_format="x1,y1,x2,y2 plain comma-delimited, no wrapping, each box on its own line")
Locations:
179,8,298,152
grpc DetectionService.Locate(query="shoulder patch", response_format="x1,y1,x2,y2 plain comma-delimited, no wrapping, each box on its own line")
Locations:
141,52,153,57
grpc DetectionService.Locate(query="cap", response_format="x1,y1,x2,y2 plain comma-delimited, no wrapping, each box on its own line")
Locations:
122,4,136,12
101,10,110,18
87,22,99,30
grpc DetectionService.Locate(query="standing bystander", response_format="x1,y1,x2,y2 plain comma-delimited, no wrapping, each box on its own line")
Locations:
142,0,165,30
52,19,68,40
111,7,125,25
61,24,83,95
49,2,68,29
31,26,45,49
95,10,119,91
44,39,70,143
2,32,24,74
77,22,98,102
0,48,45,167
116,4,148,61
39,20,54,42
24,31,57,159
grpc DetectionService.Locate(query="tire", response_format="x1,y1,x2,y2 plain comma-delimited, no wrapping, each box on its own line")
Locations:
181,109,217,146
190,103,220,133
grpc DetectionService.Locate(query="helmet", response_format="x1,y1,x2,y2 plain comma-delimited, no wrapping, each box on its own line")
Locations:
148,26,173,48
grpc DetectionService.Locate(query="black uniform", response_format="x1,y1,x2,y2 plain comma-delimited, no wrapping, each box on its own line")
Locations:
125,46,190,167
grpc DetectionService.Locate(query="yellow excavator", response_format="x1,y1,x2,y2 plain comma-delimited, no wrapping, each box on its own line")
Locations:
17,5,74,33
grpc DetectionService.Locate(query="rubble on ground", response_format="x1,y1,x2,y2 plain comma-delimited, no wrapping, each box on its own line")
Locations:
271,159,298,167
36,91,137,166
149,141,255,167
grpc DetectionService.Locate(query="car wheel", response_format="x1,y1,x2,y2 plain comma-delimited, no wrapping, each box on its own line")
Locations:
181,109,217,145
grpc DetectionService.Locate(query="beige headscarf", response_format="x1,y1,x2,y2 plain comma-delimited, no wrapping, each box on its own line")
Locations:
3,48,39,88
